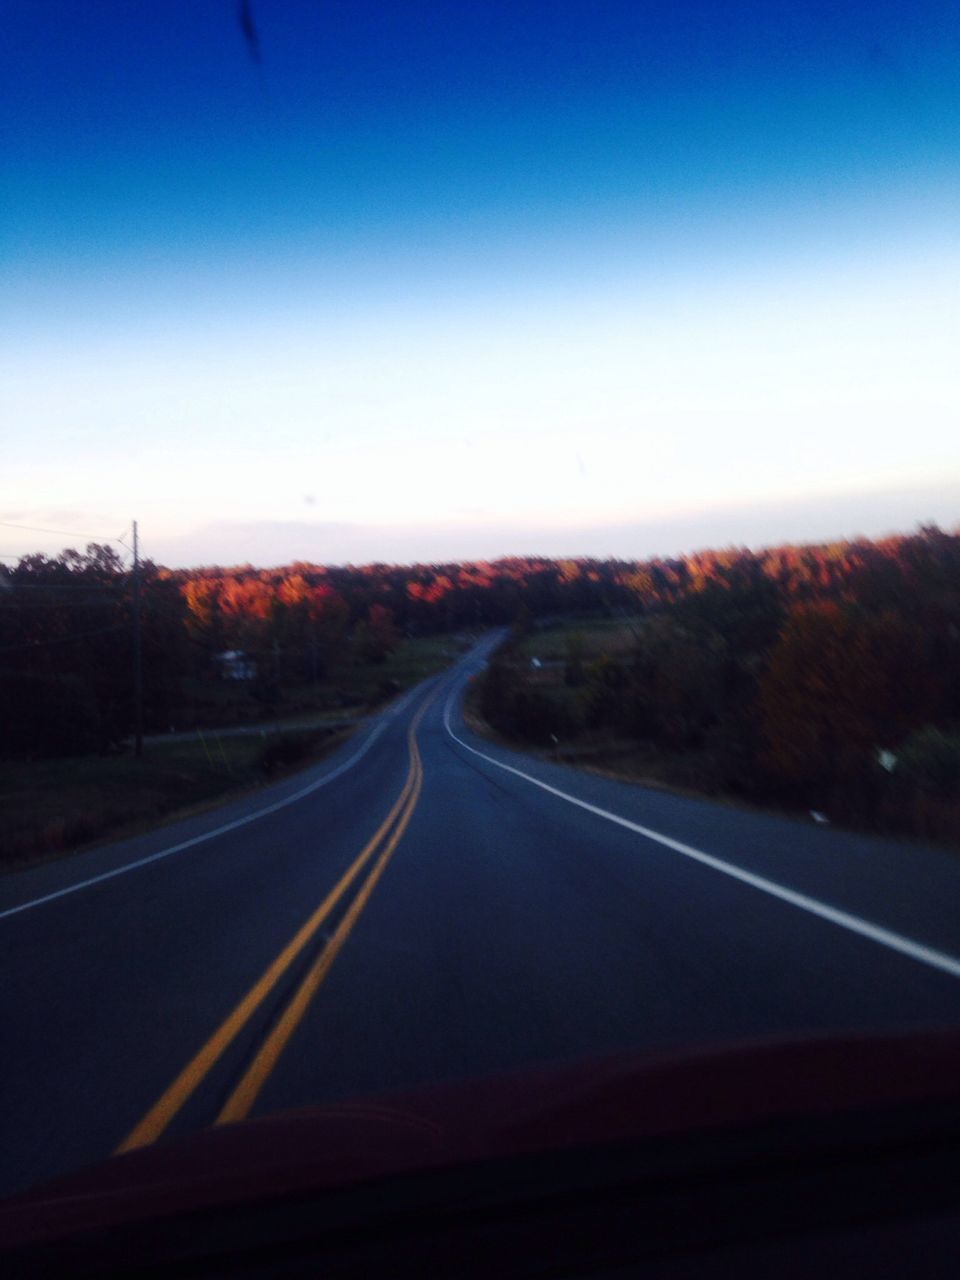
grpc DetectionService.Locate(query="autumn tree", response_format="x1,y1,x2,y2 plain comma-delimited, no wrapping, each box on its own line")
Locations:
625,616,728,748
354,604,398,663
758,602,942,802
0,544,129,753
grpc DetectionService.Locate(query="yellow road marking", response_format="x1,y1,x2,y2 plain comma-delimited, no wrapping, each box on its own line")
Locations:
217,741,423,1123
115,697,431,1154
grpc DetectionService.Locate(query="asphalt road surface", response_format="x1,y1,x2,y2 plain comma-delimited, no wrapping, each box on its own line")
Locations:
2,634,959,1197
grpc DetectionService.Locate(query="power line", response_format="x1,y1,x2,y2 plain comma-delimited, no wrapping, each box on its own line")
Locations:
0,521,120,540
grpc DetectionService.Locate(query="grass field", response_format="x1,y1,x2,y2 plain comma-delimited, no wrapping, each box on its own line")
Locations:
0,728,351,872
0,633,470,872
516,617,641,661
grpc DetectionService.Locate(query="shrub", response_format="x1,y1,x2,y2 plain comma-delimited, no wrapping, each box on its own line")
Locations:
510,686,584,746
896,727,960,799
479,658,523,735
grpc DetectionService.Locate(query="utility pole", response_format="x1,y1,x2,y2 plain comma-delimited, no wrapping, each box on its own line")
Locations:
133,519,143,757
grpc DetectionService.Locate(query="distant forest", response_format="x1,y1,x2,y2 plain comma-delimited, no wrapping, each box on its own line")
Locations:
2,526,959,838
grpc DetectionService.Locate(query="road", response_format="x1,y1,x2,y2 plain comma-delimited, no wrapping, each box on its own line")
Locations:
1,634,959,1197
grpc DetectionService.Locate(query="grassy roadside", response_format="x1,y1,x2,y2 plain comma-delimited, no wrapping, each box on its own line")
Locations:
465,621,795,815
1,632,475,874
514,617,640,660
472,625,960,846
0,727,352,873
463,671,703,793
462,668,827,838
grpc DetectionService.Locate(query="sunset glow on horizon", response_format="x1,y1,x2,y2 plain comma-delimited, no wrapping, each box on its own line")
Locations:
3,2,958,566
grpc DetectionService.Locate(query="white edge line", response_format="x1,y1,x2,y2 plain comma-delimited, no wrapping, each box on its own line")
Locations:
0,721,388,923
442,674,960,981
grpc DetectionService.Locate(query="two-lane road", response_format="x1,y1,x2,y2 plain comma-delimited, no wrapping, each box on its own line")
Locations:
2,634,959,1196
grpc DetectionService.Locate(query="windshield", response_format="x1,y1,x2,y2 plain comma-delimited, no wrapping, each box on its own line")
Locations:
1,0,959,1205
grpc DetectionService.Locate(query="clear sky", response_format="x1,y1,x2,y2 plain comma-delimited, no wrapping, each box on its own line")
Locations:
2,1,958,566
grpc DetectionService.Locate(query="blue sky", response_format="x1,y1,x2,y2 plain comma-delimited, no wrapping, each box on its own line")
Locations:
2,1,958,566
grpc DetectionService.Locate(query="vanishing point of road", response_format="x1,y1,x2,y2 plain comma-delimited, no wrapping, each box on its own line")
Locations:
2,635,959,1196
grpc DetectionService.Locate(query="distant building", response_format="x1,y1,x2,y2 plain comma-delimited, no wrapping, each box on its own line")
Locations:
215,650,257,681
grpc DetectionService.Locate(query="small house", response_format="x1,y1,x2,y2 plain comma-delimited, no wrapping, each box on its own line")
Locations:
215,650,257,681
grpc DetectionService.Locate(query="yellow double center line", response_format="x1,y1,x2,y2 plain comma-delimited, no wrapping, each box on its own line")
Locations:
117,695,432,1154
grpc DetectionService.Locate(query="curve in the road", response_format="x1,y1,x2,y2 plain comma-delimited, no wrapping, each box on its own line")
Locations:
216,701,429,1126
0,719,394,925
441,673,960,982
117,690,435,1153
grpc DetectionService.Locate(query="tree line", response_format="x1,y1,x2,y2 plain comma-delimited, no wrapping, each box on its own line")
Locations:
477,525,960,841
3,525,959,839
